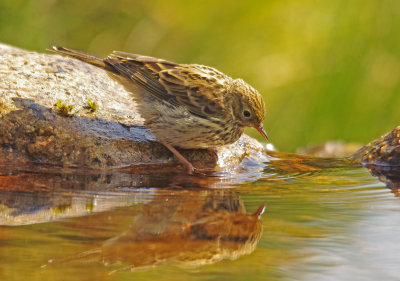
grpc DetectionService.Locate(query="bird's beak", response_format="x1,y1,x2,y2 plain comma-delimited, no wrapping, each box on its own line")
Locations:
253,204,266,218
255,124,269,142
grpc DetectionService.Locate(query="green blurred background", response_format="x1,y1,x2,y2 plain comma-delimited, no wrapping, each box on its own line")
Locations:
1,0,399,152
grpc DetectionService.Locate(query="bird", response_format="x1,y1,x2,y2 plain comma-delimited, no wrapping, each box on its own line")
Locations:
51,46,268,174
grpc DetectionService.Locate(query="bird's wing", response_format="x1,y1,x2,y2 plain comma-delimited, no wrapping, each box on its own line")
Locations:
106,52,178,104
108,52,229,118
158,64,230,118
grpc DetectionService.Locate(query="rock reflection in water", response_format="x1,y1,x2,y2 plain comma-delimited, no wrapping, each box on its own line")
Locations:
47,189,264,271
364,165,400,196
0,161,263,225
0,165,264,270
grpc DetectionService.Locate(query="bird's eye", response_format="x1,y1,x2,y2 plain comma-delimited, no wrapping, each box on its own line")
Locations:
243,110,251,118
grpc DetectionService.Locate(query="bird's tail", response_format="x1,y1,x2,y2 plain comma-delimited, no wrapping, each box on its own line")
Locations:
50,46,107,69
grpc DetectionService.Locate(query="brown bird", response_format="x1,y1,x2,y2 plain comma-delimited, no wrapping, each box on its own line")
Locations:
51,46,268,174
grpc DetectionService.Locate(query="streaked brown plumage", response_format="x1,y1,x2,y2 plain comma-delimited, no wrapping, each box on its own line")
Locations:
51,46,268,174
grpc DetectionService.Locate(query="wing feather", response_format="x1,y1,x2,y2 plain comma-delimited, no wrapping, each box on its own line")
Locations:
158,66,229,118
107,52,230,118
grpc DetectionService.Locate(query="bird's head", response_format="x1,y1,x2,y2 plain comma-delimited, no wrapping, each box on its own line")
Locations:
232,79,268,142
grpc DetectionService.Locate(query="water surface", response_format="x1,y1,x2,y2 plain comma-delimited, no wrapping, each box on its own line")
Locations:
0,155,399,281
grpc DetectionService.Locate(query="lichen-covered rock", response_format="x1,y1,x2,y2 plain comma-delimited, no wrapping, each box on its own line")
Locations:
351,126,400,190
352,126,400,166
0,43,269,171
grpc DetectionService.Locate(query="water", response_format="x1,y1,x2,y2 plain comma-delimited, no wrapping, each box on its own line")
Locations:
0,154,399,281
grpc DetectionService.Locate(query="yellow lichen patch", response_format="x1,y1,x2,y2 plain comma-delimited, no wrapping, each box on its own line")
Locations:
35,136,55,147
86,98,98,113
0,100,5,116
0,99,16,117
54,100,74,117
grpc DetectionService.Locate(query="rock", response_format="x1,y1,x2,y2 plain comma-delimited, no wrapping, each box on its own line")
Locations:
351,126,400,191
352,126,400,166
0,43,269,172
296,141,362,158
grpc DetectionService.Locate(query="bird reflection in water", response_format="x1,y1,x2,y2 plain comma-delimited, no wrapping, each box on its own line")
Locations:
45,189,265,273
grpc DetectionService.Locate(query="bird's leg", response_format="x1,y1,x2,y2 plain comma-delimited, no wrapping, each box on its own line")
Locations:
207,148,218,158
162,143,195,174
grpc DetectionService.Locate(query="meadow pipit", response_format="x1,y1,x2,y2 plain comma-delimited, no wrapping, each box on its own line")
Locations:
52,46,268,174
